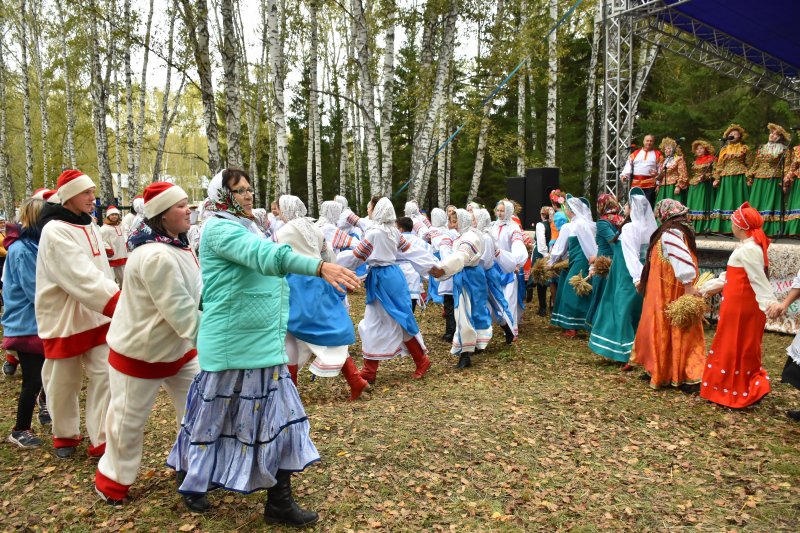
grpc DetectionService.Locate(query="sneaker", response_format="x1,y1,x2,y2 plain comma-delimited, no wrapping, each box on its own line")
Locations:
2,360,17,377
55,446,77,459
37,393,51,425
95,486,129,506
8,429,43,449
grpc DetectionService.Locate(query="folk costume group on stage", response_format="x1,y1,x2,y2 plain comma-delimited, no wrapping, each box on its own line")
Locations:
2,157,799,528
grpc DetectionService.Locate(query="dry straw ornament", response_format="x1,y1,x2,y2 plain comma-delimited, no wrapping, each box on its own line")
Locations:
593,256,612,277
664,271,716,329
569,271,593,296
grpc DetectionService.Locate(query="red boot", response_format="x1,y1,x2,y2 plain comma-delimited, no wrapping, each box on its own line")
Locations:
405,337,431,379
287,364,298,385
360,359,379,384
341,357,370,401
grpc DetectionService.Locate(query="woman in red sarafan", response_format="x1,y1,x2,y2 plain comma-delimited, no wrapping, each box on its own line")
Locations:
700,202,778,408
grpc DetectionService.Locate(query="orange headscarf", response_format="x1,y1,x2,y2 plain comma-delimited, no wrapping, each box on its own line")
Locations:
731,202,770,269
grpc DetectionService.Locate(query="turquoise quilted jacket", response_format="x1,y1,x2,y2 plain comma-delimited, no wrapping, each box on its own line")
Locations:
196,217,320,372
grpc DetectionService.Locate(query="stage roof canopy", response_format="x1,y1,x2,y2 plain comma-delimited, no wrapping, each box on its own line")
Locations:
661,0,800,77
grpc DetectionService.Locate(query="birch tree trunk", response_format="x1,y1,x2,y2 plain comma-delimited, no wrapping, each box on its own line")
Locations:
153,7,186,182
351,0,381,197
179,0,221,174
241,0,267,206
545,0,558,167
352,99,363,209
220,0,242,168
54,0,75,169
379,0,395,195
306,110,314,212
436,117,446,208
468,105,491,202
131,0,154,194
528,66,537,154
516,14,526,177
267,0,289,194
88,0,114,204
409,3,457,202
30,0,50,187
113,64,121,176
0,24,14,218
18,0,34,196
445,128,452,206
124,0,135,191
310,0,323,214
583,11,601,197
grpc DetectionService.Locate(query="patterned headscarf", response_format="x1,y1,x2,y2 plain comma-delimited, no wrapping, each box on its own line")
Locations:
372,197,399,238
318,201,342,227
455,208,473,235
430,208,447,229
597,194,624,229
251,208,270,234
203,170,252,219
334,195,348,208
732,202,770,269
654,199,689,224
474,208,492,233
279,195,319,251
404,201,421,217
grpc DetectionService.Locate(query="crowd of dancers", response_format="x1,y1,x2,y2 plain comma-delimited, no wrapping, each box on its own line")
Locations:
1,164,799,528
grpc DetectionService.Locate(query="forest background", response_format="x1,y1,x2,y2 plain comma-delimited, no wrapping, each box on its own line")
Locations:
0,0,797,220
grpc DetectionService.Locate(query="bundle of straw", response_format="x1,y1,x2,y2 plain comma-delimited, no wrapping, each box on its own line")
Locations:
593,256,612,277
694,271,715,290
550,260,569,274
569,271,593,296
665,295,708,329
532,258,550,284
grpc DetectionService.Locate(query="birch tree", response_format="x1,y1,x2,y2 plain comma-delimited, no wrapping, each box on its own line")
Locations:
516,10,526,177
179,0,221,174
123,0,135,190
309,0,323,214
131,0,155,195
30,0,51,187
545,0,558,167
351,0,381,197
583,9,601,197
54,0,75,169
0,23,15,218
379,0,396,195
267,0,289,194
88,0,114,204
220,0,243,168
18,0,34,196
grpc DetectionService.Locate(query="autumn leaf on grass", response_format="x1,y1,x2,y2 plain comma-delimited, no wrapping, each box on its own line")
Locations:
178,523,195,532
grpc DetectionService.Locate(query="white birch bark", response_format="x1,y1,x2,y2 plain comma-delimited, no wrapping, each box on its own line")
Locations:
409,3,457,202
516,13,526,177
241,0,267,206
436,117,446,208
88,0,114,204
54,0,75,169
310,0,323,214
583,11,601,197
306,107,314,212
468,104,491,202
267,0,289,194
30,0,50,187
153,7,186,182
18,0,34,196
179,0,221,174
113,63,121,177
351,0,381,197
0,23,14,218
528,65,536,154
445,128,452,206
123,0,135,191
545,0,558,167
220,0,243,168
379,0,395,195
131,0,154,194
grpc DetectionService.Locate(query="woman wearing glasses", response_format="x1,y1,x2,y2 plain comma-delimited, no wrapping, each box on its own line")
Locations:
167,169,359,528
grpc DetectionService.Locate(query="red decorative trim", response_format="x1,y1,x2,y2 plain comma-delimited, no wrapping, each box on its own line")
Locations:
105,248,114,257
43,323,109,359
88,442,106,457
53,435,82,448
109,348,197,379
108,258,127,267
95,469,130,500
61,222,102,257
5,352,19,364
103,291,121,317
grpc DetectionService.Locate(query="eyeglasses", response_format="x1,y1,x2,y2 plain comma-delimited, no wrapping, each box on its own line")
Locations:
231,187,254,196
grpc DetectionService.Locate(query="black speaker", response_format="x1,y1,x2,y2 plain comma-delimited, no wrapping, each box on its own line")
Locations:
505,176,526,225
524,167,560,230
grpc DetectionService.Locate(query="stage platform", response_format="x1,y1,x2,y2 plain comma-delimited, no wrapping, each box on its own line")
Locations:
696,236,799,335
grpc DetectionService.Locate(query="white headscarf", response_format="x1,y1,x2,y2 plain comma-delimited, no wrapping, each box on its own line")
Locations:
334,195,349,208
466,201,481,213
495,200,515,225
279,195,319,250
475,208,492,233
455,208,473,235
318,201,342,227
566,196,593,225
404,201,420,217
629,190,658,245
132,196,144,215
252,208,270,234
372,197,399,239
430,208,447,229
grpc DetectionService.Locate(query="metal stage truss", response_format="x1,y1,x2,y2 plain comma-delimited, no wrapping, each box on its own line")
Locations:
599,0,800,198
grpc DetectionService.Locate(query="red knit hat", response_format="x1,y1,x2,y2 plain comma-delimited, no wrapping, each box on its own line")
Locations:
143,182,188,218
32,188,58,202
106,205,120,216
56,169,95,204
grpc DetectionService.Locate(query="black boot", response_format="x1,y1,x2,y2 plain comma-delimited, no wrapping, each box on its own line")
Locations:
787,410,800,422
456,353,472,369
443,295,456,341
501,324,515,345
264,470,319,528
182,493,210,513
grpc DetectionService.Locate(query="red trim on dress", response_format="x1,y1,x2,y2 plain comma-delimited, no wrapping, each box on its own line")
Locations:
95,469,130,500
108,258,127,267
43,323,110,359
88,442,106,457
53,435,82,448
108,348,198,379
103,291,121,317
61,222,102,257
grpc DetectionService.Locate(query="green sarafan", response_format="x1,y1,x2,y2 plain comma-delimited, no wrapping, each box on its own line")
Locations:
0,293,798,531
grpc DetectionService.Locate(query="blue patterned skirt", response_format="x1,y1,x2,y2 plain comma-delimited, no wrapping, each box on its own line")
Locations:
167,366,320,494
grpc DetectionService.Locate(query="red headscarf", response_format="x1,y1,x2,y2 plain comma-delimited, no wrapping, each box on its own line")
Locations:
731,202,770,269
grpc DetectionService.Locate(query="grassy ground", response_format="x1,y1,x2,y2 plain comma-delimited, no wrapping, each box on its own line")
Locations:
1,293,798,532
